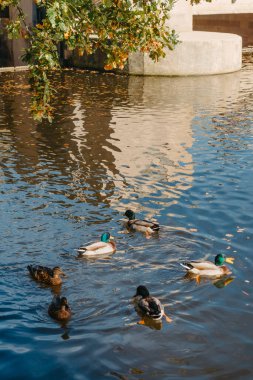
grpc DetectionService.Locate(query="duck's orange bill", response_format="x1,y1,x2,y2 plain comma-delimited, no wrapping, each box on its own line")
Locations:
225,257,234,264
164,314,173,323
137,320,145,325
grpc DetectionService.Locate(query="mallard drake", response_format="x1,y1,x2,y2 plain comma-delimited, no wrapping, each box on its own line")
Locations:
27,265,65,286
180,254,234,280
77,232,116,257
124,210,159,236
132,285,172,324
48,295,71,321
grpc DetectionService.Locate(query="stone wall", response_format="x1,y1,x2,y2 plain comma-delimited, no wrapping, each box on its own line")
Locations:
193,13,253,47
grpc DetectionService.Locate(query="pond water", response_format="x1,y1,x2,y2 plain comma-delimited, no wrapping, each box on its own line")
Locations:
0,63,253,380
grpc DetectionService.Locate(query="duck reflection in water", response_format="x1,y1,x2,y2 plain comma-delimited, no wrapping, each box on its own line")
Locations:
50,283,63,296
138,316,163,331
213,276,234,288
61,329,70,340
132,286,172,330
184,272,234,288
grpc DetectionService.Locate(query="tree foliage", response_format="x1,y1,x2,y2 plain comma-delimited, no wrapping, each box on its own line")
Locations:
0,0,210,122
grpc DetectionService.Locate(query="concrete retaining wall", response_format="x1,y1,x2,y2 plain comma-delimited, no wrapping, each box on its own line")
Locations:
129,31,242,76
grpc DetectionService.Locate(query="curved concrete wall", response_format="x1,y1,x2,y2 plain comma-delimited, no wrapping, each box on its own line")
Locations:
128,0,242,76
129,32,242,76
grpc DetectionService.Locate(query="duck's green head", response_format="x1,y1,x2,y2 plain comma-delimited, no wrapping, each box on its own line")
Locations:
215,254,225,266
134,285,150,298
125,209,135,220
101,232,112,243
215,254,234,266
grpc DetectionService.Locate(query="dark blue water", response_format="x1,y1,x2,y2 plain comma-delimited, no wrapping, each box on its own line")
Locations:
0,65,253,379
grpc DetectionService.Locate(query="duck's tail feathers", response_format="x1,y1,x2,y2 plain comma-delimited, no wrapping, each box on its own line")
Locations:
77,247,87,255
180,262,194,270
151,224,160,231
27,265,33,275
150,312,163,320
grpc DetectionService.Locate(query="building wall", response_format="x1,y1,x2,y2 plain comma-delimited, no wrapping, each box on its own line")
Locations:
193,0,253,15
0,9,13,67
193,13,253,47
193,0,253,47
0,1,34,67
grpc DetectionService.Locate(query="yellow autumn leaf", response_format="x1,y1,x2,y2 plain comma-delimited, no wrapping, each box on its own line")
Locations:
78,48,84,56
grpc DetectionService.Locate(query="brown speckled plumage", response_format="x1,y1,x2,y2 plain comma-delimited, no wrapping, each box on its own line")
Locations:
48,296,71,321
27,265,65,286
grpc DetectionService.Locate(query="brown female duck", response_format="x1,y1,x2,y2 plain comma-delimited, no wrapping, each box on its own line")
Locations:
48,295,71,321
27,265,65,286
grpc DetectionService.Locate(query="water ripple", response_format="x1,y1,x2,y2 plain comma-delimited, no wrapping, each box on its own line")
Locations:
0,67,253,379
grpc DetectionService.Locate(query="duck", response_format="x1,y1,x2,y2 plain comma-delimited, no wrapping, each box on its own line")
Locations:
77,232,116,257
27,265,66,286
48,295,71,321
124,210,159,236
180,253,234,281
132,285,172,324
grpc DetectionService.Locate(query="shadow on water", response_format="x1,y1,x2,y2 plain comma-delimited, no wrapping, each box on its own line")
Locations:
0,66,253,379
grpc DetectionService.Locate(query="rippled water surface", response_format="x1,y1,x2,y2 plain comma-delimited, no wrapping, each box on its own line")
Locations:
0,64,253,380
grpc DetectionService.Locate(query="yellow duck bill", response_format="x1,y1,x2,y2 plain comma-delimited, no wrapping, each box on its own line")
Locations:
225,257,234,264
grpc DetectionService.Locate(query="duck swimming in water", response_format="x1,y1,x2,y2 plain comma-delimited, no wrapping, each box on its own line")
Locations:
48,295,71,321
27,265,65,286
180,253,234,282
124,210,159,236
132,285,172,325
77,232,116,257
